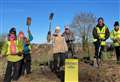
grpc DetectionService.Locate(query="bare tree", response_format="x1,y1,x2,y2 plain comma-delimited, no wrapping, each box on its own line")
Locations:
70,12,96,51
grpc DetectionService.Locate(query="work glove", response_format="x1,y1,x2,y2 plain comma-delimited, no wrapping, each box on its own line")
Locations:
17,52,23,56
113,39,117,42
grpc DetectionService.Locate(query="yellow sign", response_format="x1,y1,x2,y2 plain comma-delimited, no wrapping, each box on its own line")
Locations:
65,59,78,82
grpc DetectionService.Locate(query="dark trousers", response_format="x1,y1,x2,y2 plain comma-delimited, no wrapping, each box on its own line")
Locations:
53,53,67,71
21,53,31,75
94,41,105,59
4,61,21,82
67,42,75,57
115,46,120,61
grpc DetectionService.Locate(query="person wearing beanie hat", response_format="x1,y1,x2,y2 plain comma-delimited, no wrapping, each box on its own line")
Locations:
110,21,120,63
1,29,23,82
92,17,110,66
47,25,68,72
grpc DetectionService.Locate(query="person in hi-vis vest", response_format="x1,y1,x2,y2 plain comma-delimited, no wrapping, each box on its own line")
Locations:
1,27,23,82
92,17,110,60
110,21,120,62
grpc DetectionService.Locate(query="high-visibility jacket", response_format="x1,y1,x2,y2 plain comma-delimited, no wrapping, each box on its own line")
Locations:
110,28,120,46
94,26,107,46
1,40,23,62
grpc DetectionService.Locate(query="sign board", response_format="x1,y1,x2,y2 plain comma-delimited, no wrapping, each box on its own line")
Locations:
65,59,78,82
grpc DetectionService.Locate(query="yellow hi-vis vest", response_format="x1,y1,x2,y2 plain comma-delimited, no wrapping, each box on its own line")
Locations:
6,40,23,62
95,26,107,46
110,28,120,46
96,26,106,39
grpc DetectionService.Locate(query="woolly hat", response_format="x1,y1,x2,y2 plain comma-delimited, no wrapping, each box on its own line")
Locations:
9,27,16,35
114,21,119,26
55,25,60,30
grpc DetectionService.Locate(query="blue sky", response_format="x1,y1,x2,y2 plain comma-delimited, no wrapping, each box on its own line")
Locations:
0,0,120,43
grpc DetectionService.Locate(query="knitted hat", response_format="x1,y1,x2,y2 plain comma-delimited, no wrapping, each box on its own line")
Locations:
114,21,119,26
9,27,16,35
55,25,60,30
98,17,104,22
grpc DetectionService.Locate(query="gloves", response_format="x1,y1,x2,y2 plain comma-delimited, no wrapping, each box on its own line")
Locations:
17,52,23,56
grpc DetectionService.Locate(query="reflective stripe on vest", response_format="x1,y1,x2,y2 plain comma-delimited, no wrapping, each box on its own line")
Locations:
100,41,106,46
96,26,106,39
7,41,19,55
